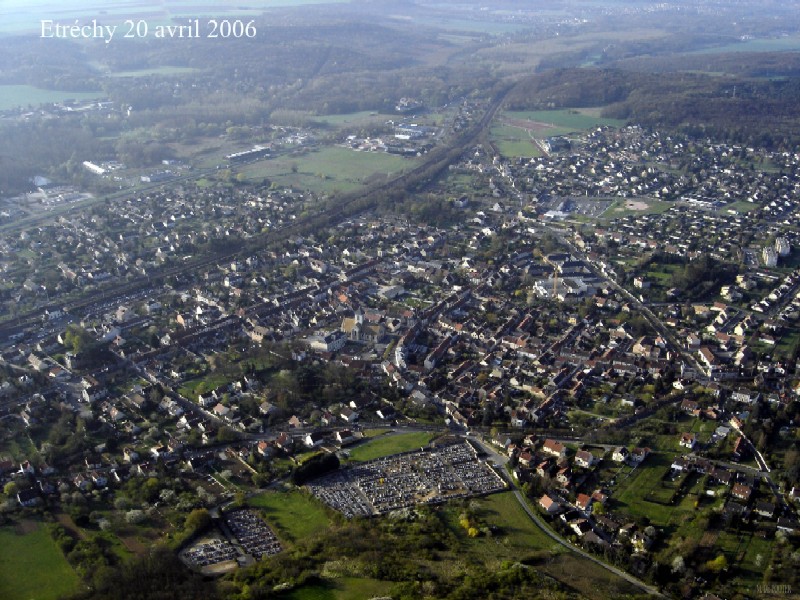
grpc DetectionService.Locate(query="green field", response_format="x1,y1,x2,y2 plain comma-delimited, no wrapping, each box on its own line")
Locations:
692,35,800,54
283,577,393,600
238,146,415,194
177,373,232,401
613,452,682,525
490,124,542,159
249,489,331,543
601,198,674,219
503,109,625,135
492,109,624,159
310,111,392,128
108,66,201,78
346,431,437,462
0,522,80,600
0,85,104,111
468,491,560,554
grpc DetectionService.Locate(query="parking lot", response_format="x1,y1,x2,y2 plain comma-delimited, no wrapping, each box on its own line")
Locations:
308,441,506,517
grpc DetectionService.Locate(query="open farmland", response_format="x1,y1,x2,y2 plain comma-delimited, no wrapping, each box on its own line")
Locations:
0,85,104,111
0,522,79,600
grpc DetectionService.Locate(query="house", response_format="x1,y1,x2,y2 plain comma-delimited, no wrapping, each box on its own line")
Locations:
576,493,593,512
731,483,752,502
256,440,276,458
574,450,596,469
755,501,775,518
259,401,278,416
569,518,593,537
340,406,359,423
542,439,567,459
732,389,760,404
17,489,41,507
630,447,650,464
612,447,630,463
334,429,359,446
679,433,696,449
539,494,561,514
304,431,326,448
680,398,699,413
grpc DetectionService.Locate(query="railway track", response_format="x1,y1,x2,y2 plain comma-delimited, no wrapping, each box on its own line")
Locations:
0,85,512,339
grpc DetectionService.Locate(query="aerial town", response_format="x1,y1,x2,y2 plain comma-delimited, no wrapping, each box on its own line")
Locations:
2,1,800,599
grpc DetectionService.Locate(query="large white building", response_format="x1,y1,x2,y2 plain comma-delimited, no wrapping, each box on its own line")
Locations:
776,236,791,256
763,246,778,267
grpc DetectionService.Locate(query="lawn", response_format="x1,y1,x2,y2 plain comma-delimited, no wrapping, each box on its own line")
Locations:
0,522,80,600
177,373,233,401
346,431,437,462
0,85,104,111
613,452,681,525
470,491,560,554
238,146,415,194
249,489,331,543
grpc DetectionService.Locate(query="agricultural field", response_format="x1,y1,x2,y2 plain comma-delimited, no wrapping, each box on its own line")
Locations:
0,521,80,600
107,67,201,78
489,124,542,159
237,146,415,194
502,109,625,137
0,85,104,111
310,111,392,129
345,431,437,462
249,488,332,543
491,109,625,159
692,35,800,54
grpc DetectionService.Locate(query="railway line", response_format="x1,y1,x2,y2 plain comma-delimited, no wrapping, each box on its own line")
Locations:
1,85,512,341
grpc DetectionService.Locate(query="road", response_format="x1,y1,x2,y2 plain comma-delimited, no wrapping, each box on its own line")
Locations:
472,436,666,597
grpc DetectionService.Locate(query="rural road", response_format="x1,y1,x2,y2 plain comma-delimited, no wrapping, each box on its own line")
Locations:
473,436,666,598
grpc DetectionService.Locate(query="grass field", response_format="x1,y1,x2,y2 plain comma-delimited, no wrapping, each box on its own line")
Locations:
469,491,561,554
249,489,331,543
0,522,80,600
691,35,800,54
503,109,625,136
452,492,642,599
0,85,104,111
490,125,542,159
108,67,200,78
238,146,415,194
602,198,674,219
492,109,624,159
177,373,232,401
310,111,391,128
282,577,393,600
613,452,681,525
346,431,437,462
